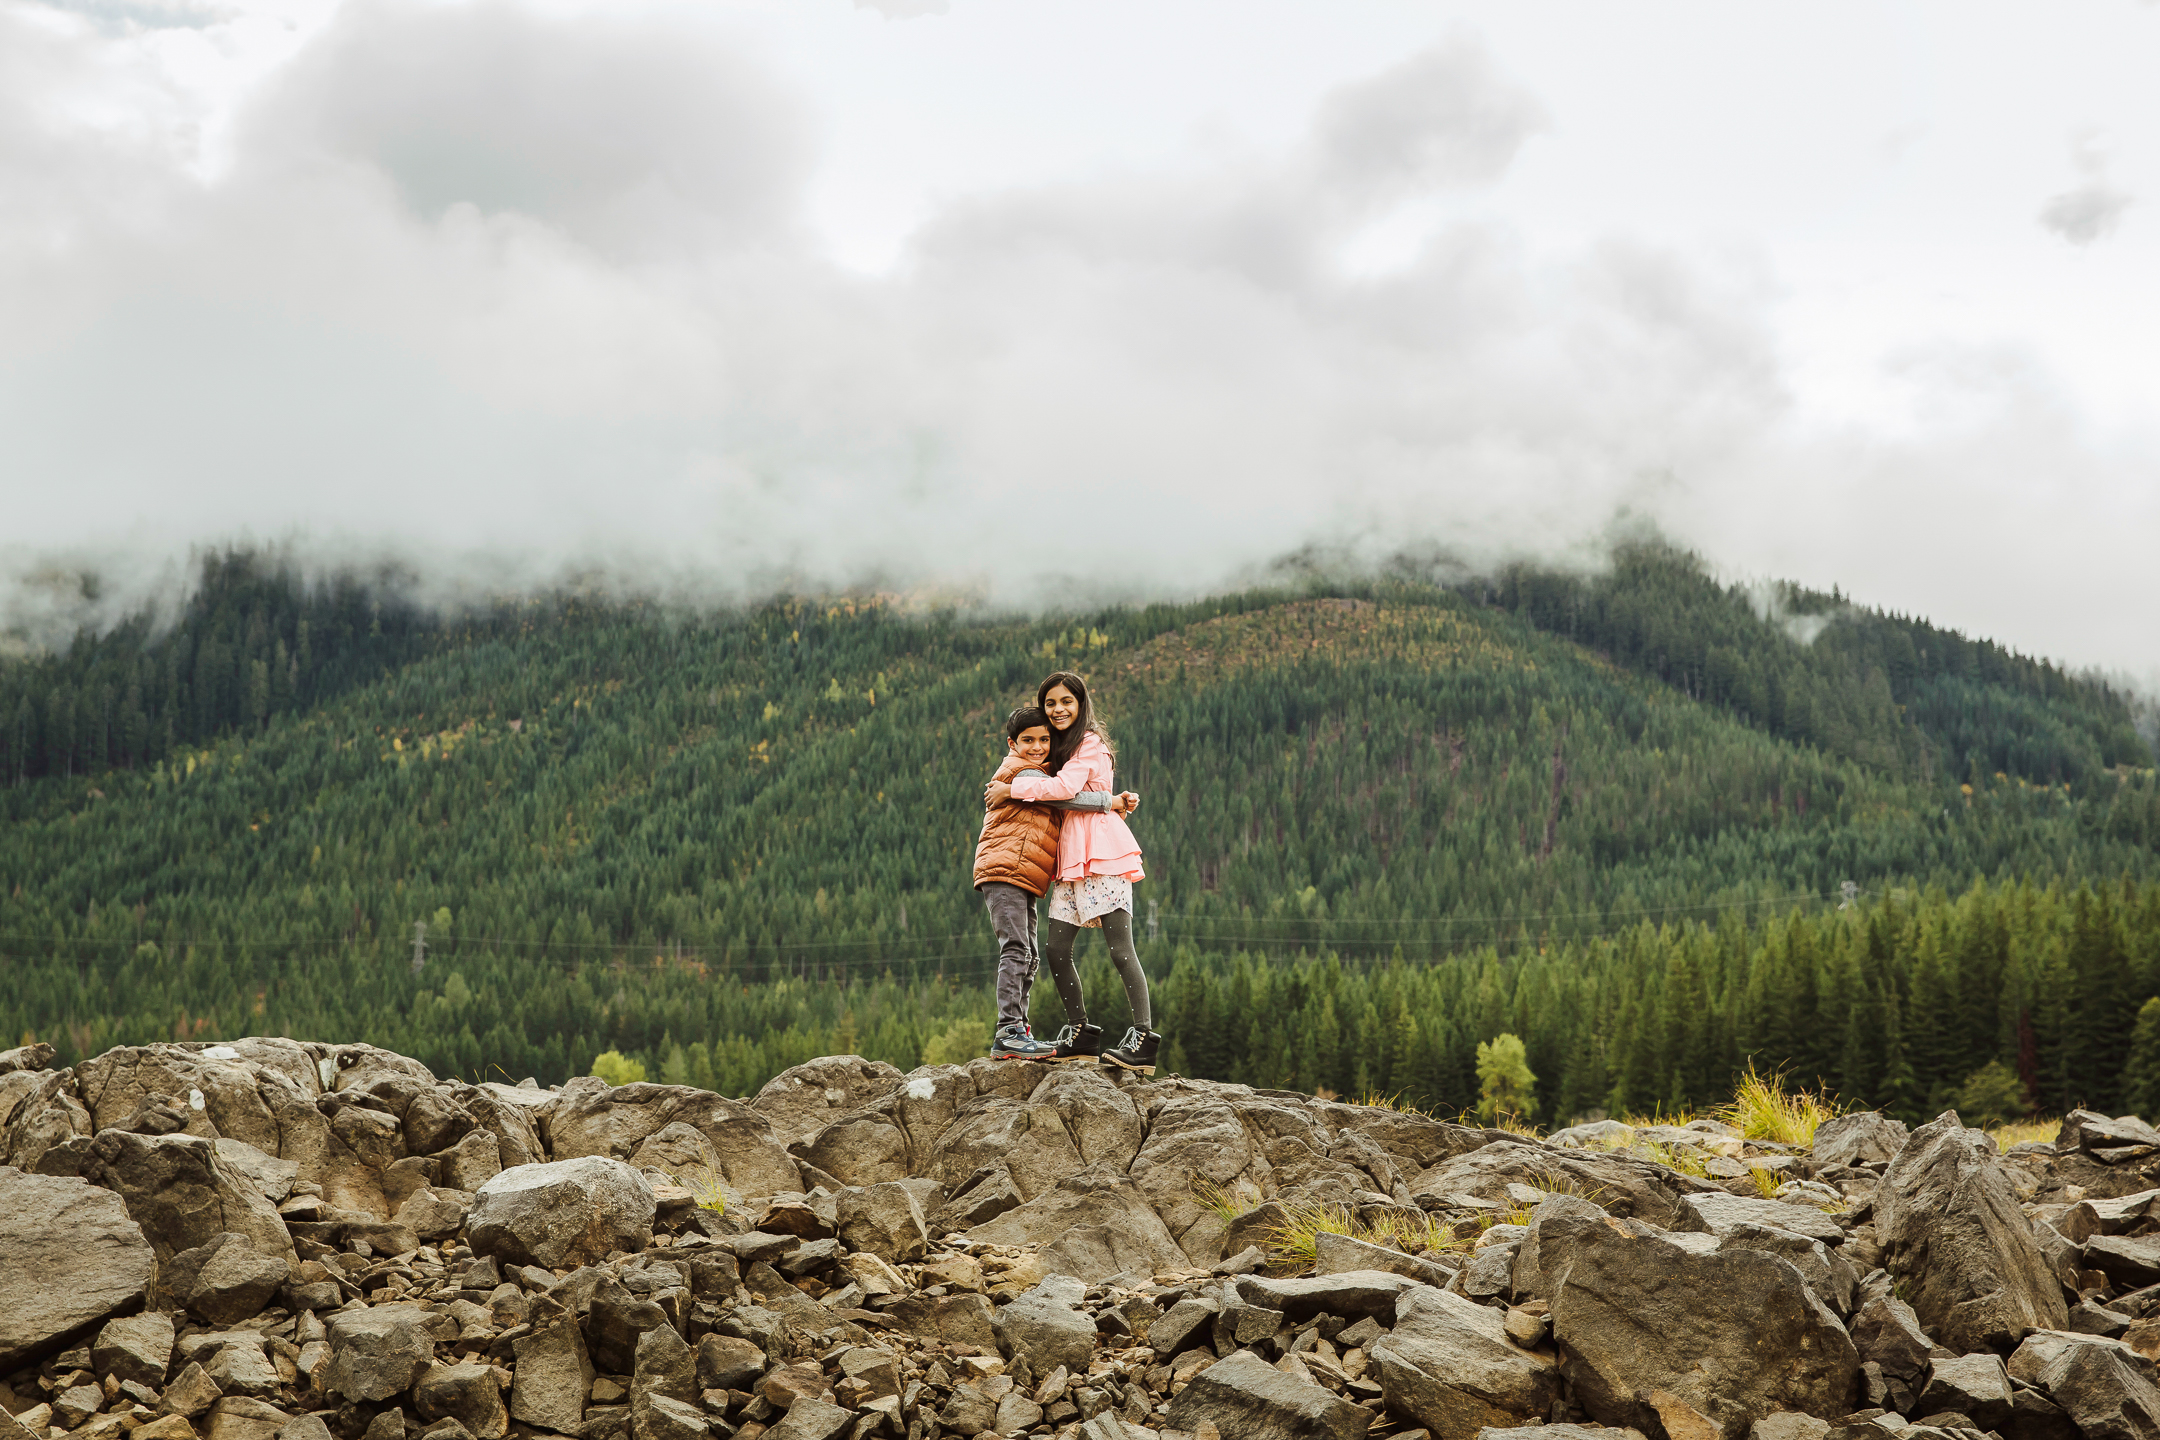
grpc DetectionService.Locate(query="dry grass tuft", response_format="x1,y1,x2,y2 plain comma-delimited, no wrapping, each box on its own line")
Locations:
664,1165,730,1214
1256,1201,1459,1270
1988,1119,2056,1150
1717,1062,1841,1148
1745,1164,1786,1200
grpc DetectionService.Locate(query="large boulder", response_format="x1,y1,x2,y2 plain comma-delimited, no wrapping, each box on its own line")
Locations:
2056,1112,2160,1157
91,1312,176,1388
162,1232,292,1325
32,1130,297,1265
467,1157,657,1269
1876,1113,2068,1353
1548,1217,1860,1440
993,1279,1098,1376
545,1079,800,1202
509,1313,592,1435
962,1163,1187,1282
1126,1094,1268,1263
0,1065,91,1171
0,1169,155,1370
750,1057,910,1144
415,1363,509,1440
1370,1284,1559,1439
2007,1331,2160,1440
834,1182,930,1264
1163,1349,1369,1440
322,1305,447,1403
1675,1194,1847,1246
1409,1140,1710,1229
1235,1270,1423,1323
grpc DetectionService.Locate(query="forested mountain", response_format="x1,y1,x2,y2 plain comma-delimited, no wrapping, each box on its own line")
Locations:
2,543,2155,1123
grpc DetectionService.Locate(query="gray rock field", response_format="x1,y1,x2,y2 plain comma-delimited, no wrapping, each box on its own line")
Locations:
0,1038,2157,1440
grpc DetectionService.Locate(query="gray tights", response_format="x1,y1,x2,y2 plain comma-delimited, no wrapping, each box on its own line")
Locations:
1043,908,1151,1032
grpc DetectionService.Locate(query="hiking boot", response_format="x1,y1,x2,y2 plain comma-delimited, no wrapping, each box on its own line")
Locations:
1100,1026,1160,1075
1050,1023,1104,1062
990,1023,1056,1060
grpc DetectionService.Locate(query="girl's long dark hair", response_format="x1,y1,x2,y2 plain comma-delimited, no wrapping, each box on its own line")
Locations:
1037,670,1113,774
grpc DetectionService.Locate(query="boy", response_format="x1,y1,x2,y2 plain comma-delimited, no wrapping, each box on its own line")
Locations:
973,705,1118,1059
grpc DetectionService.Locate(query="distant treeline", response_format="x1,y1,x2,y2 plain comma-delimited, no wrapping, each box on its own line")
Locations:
5,878,2155,1126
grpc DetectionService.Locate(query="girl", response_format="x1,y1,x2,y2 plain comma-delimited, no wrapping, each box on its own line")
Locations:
985,670,1159,1073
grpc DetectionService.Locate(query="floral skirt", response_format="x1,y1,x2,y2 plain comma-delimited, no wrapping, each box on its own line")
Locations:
1048,875,1133,929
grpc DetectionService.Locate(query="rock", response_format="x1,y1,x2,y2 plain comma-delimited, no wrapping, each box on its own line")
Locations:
834,1182,929,1264
2076,1301,2137,1338
1548,1218,1859,1439
510,1312,592,1435
156,1363,222,1419
1408,1141,1710,1230
546,1079,800,1201
1848,1293,1933,1384
631,1327,699,1440
415,1365,509,1440
204,1398,290,1440
624,1396,705,1440
1370,1285,1559,1439
1152,1297,1221,1357
879,1291,1000,1353
34,1131,296,1266
1876,1114,2069,1353
1675,1194,1847,1247
694,1335,765,1393
1313,1230,1455,1287
762,1398,853,1440
204,1343,280,1399
0,1167,155,1370
0,1042,55,1074
438,1128,505,1194
1915,1353,2013,1431
962,1164,1187,1282
1215,1298,1287,1350
996,1392,1047,1434
92,1311,176,1388
164,1233,292,1326
2088,1235,2160,1289
1749,1417,1830,1440
274,1415,333,1440
1234,1269,1423,1323
2063,1190,2160,1245
132,1420,202,1440
2006,1330,2160,1440
750,1057,910,1145
1477,1427,1646,1440
0,1065,92,1173
1164,1349,1368,1440
2002,1385,2082,1440
2056,1112,2160,1155
1717,1224,1859,1316
322,1305,443,1403
1812,1114,1911,1171
467,1158,657,1269
587,1275,674,1374
993,1283,1099,1376
394,1187,472,1241
1512,1194,1614,1303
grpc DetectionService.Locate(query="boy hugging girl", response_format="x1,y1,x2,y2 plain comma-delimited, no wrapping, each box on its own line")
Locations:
970,670,1160,1073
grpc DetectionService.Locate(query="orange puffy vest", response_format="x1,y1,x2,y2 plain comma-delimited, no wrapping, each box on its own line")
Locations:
972,752,1062,895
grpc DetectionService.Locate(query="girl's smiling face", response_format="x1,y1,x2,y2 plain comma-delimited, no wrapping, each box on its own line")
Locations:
1043,683,1080,732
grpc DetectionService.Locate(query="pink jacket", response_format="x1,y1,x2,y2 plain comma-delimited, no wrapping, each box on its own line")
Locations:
1009,731,1145,883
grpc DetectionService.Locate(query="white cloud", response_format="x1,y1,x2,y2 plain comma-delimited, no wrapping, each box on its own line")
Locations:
2039,132,2134,245
0,0,2155,682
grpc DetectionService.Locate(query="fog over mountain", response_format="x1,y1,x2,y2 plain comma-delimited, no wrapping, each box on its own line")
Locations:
1,0,2155,686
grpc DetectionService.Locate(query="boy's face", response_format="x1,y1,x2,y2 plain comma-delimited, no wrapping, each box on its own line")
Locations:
1009,724,1053,766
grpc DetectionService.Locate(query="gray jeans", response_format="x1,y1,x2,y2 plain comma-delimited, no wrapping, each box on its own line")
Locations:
983,882,1040,1031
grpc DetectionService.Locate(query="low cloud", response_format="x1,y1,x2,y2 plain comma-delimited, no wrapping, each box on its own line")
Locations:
0,2,2154,681
2039,133,2133,245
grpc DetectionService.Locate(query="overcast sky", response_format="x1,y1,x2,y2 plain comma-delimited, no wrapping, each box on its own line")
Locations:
1,0,2155,680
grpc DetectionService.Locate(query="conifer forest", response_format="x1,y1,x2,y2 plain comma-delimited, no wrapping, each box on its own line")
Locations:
3,542,2157,1124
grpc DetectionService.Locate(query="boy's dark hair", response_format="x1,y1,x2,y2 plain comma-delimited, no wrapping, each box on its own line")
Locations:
1037,670,1112,773
1005,705,1050,744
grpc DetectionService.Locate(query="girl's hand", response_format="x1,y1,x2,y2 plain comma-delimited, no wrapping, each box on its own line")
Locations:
984,781,1013,805
1114,791,1140,815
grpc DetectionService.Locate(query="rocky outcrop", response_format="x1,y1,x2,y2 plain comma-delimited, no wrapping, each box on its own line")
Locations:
1877,1113,2069,1353
3,1038,2155,1440
0,1168,155,1370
